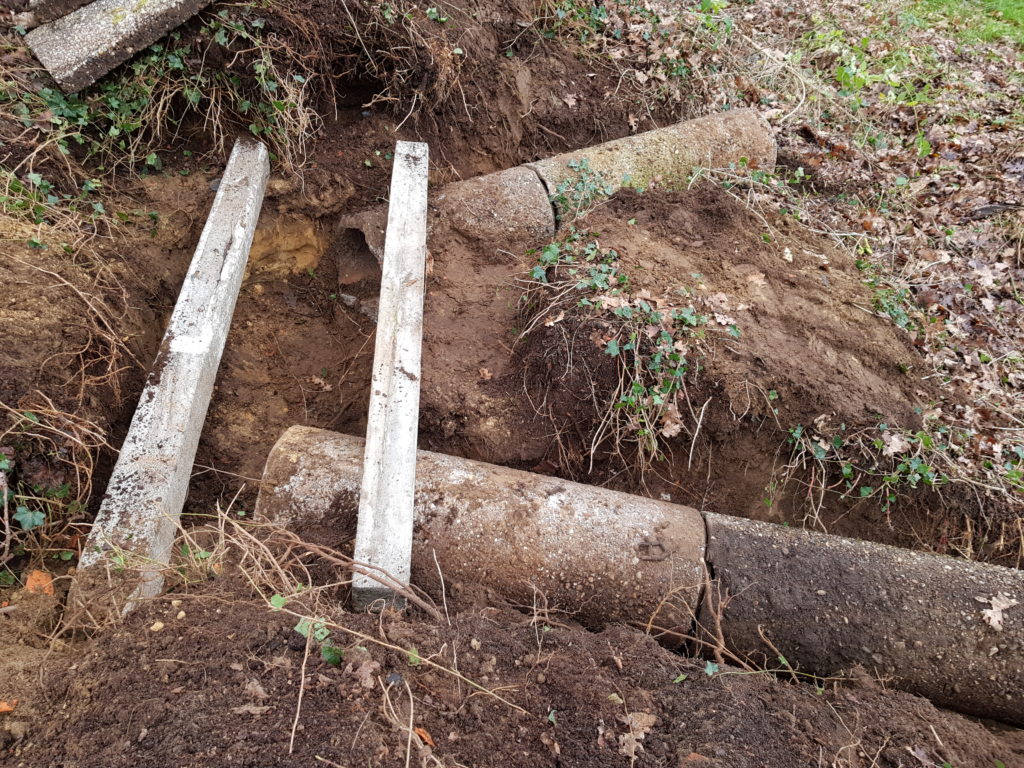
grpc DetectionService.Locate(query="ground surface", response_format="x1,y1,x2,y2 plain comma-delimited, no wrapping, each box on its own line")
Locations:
1,0,1023,764
2,574,1021,768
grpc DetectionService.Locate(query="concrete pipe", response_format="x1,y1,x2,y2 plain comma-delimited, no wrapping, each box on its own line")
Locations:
529,108,776,222
337,109,776,255
701,513,1024,725
256,426,706,629
256,426,1024,724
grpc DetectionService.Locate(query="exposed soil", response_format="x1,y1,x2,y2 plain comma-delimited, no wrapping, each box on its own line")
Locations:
1,577,1021,768
413,182,967,558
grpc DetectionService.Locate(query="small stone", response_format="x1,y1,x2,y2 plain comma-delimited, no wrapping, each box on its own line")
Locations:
150,621,165,632
171,599,182,608
469,638,481,650
176,611,186,620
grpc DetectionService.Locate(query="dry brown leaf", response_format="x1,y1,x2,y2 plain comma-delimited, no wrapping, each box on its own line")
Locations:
0,700,18,714
618,711,657,758
414,727,435,747
661,402,683,438
975,593,1019,631
543,310,565,327
347,659,380,689
244,678,269,700
309,375,333,392
539,731,560,755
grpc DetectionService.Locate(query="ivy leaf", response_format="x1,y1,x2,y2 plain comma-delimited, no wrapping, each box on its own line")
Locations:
703,661,719,676
321,643,344,666
14,506,45,531
269,593,287,610
605,338,620,356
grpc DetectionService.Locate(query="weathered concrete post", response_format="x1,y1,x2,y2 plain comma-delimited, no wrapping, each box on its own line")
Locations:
73,139,269,616
27,0,93,25
337,109,776,261
700,513,1024,725
529,108,776,222
351,142,429,609
26,0,212,92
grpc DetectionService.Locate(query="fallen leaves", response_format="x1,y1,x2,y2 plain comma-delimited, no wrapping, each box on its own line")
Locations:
617,711,657,758
881,431,912,458
975,593,1019,631
0,700,18,714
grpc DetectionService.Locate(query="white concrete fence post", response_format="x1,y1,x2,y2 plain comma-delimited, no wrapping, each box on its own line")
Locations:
72,139,269,617
351,141,429,609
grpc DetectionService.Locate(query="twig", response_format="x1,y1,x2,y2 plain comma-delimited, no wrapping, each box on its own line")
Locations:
1,468,10,566
688,397,711,471
403,679,414,768
433,548,451,627
289,625,312,754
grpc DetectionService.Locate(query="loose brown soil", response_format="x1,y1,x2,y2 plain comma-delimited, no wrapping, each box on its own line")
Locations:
1,577,1020,768
2,0,1023,762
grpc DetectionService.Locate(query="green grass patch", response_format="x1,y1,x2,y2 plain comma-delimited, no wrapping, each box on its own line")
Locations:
911,0,1024,47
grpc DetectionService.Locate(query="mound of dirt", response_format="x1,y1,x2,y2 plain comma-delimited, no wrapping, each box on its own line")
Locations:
414,184,942,546
1,576,1018,767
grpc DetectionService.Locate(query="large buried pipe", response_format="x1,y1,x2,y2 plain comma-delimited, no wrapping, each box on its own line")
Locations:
338,108,776,257
700,514,1024,726
256,427,1024,725
257,426,706,630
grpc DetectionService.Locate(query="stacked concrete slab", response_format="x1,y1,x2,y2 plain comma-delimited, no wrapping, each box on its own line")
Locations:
26,0,211,91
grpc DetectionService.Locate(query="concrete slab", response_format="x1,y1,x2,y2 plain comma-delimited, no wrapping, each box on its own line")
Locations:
73,139,269,616
352,141,429,609
26,0,211,92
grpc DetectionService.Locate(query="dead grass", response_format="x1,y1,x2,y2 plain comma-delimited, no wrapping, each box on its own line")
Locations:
0,394,110,571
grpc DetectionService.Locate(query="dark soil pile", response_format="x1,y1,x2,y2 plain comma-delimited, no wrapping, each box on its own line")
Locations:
1,578,1019,768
